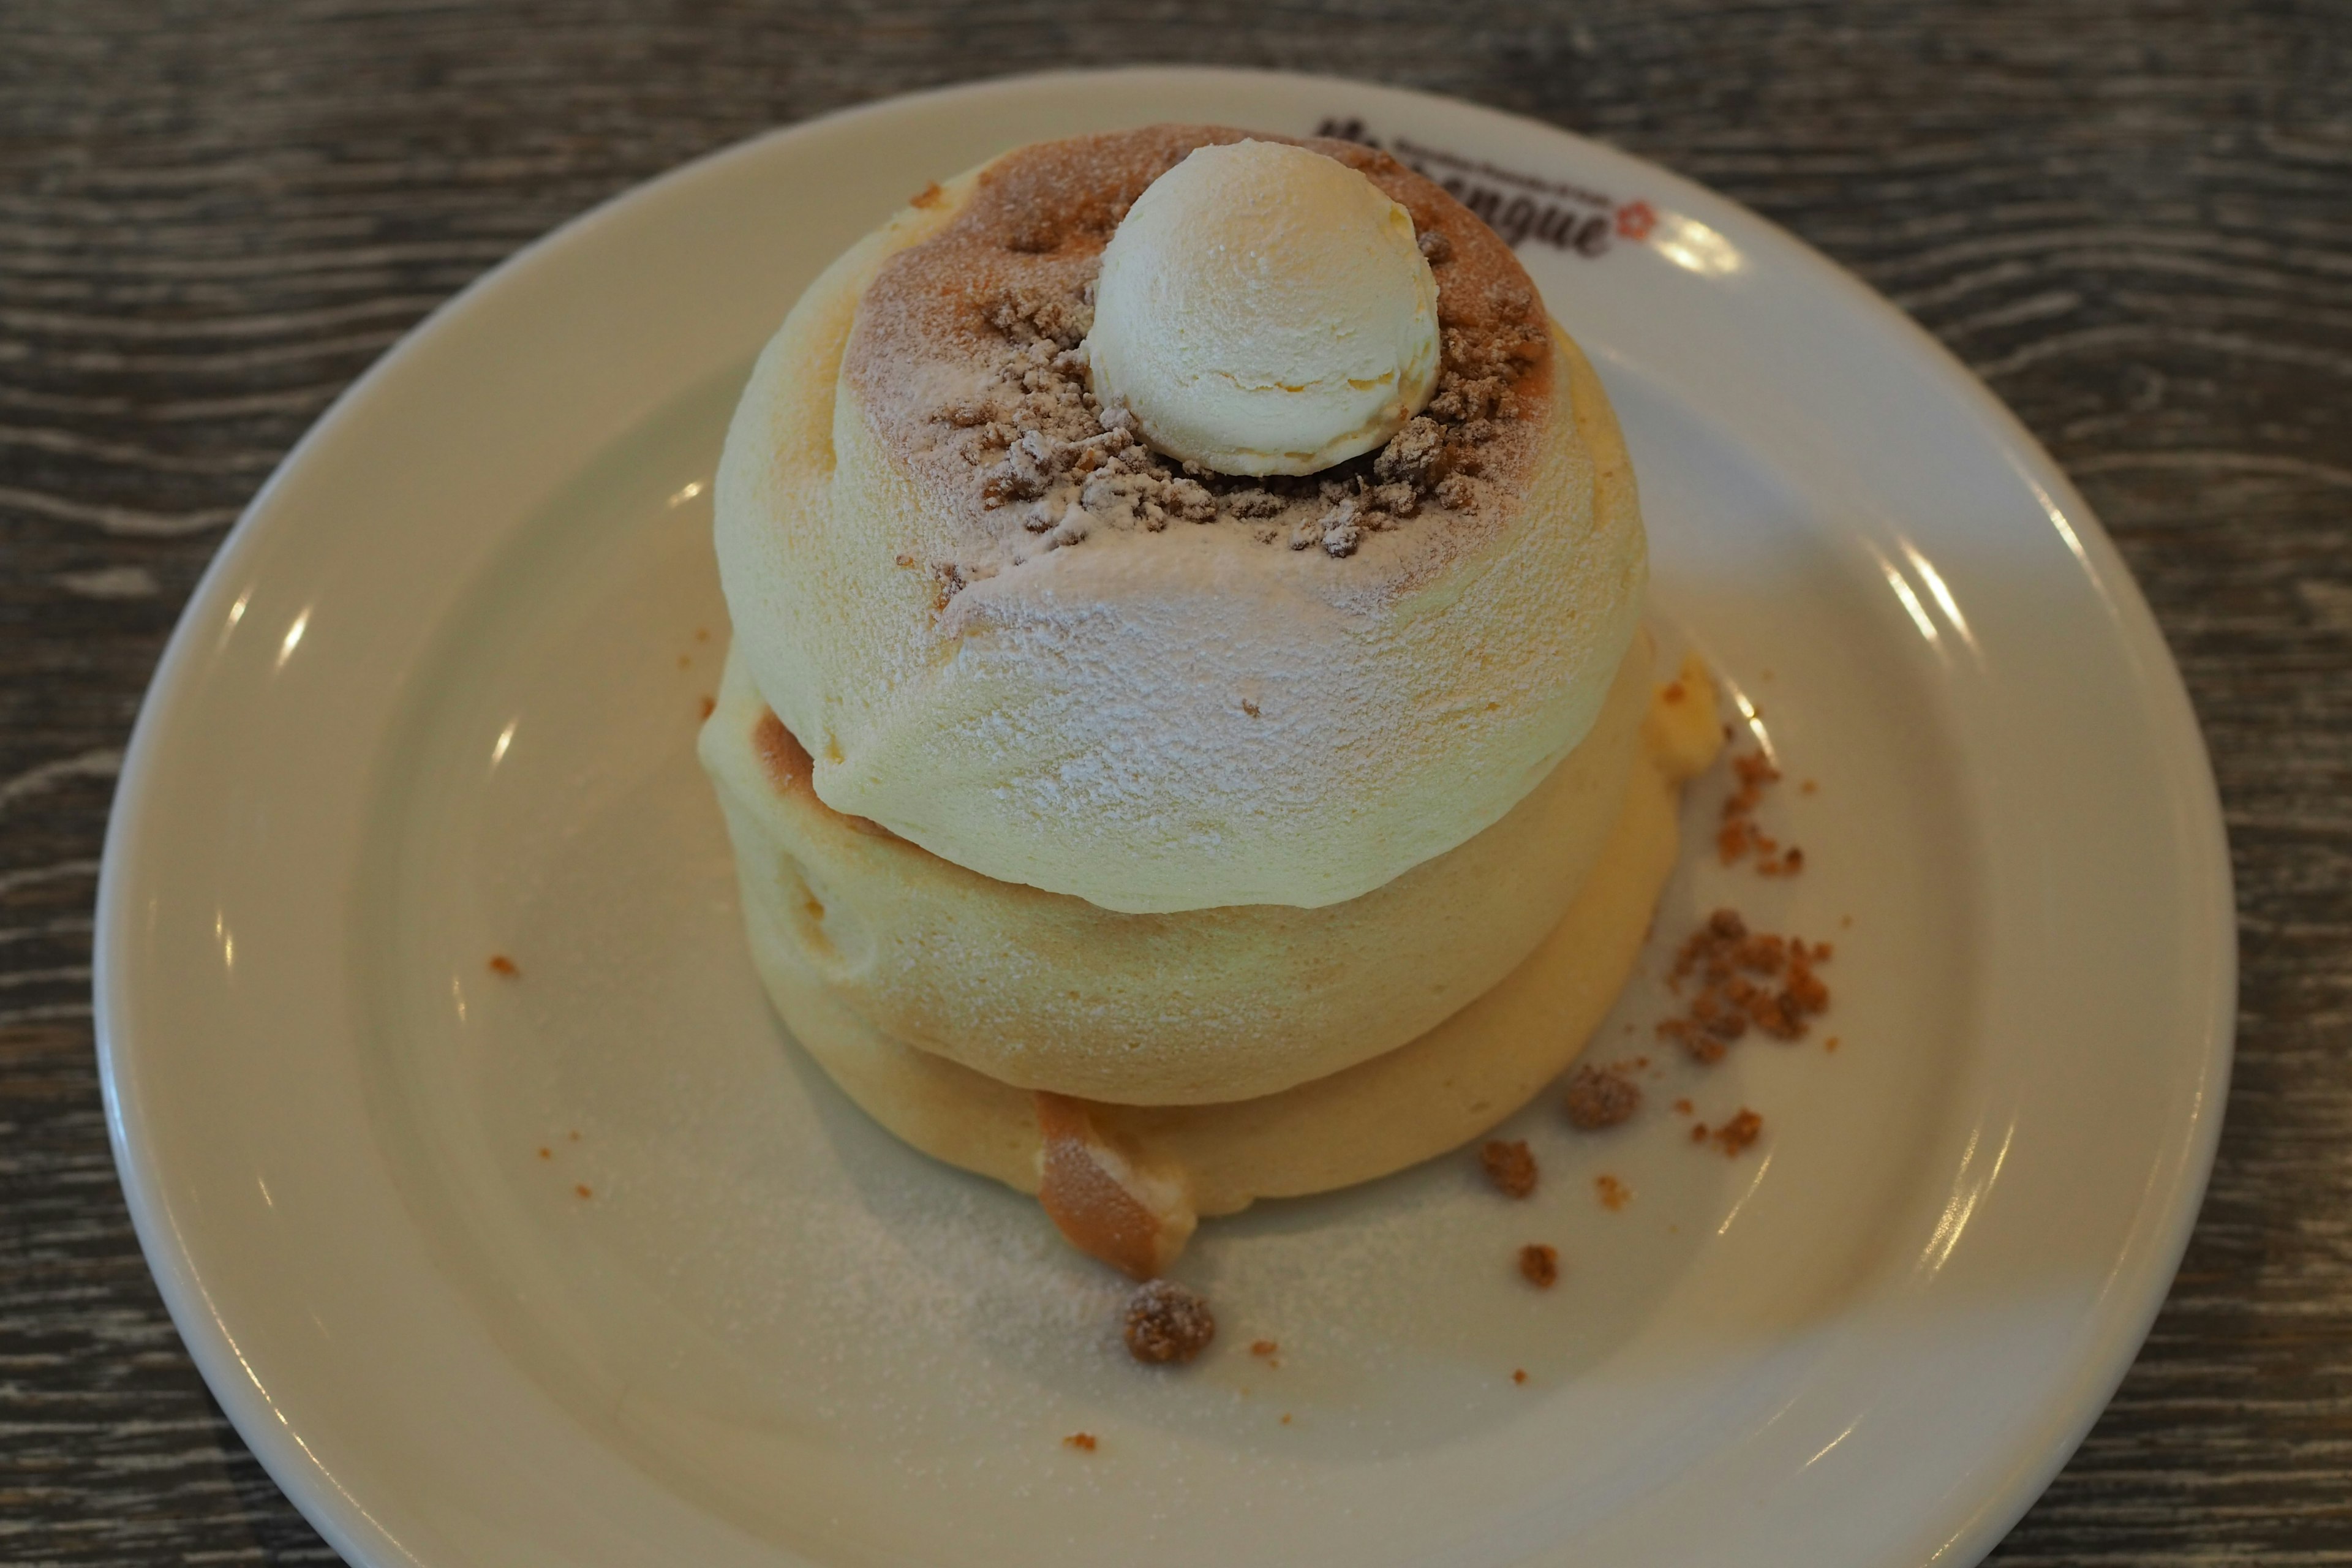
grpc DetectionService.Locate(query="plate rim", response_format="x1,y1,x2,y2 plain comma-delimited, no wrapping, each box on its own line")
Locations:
93,63,2236,1568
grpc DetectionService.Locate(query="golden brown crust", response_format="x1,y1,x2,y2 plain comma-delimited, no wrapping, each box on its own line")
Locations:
1123,1280,1216,1362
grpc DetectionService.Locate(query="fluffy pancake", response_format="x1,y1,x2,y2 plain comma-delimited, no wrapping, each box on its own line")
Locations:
701,630,1657,1107
714,125,1646,914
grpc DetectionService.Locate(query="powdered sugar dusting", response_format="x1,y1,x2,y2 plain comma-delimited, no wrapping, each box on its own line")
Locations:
846,124,1553,592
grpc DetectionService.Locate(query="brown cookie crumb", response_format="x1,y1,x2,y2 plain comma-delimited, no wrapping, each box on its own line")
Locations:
1564,1064,1642,1129
1432,472,1480,511
1518,1243,1559,1289
487,954,520,978
1595,1174,1631,1211
1124,1280,1216,1364
1480,1139,1539,1198
1718,748,1805,875
1657,909,1833,1060
1512,1368,1528,1384
1062,1431,1096,1452
1698,1109,1765,1157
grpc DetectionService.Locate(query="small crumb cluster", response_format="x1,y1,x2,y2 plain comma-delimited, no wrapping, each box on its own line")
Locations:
1656,908,1833,1062
1692,1107,1765,1157
1562,1063,1642,1129
1718,748,1803,875
1480,1138,1539,1198
1475,1141,1562,1292
1123,1279,1216,1364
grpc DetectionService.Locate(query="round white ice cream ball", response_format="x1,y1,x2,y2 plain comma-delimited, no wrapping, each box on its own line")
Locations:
1085,140,1442,478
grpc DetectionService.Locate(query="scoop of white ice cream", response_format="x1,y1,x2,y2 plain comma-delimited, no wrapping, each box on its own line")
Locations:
1085,140,1442,477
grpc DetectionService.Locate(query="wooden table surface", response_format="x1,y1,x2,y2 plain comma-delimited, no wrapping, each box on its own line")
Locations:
4,2,2346,1562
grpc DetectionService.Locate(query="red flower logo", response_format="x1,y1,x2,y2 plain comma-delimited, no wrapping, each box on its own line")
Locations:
1615,200,1657,242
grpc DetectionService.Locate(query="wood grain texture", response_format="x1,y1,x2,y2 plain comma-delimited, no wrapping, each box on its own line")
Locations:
2,1,2346,1561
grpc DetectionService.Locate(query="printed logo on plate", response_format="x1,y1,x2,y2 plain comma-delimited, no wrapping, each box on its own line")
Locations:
1315,117,1654,259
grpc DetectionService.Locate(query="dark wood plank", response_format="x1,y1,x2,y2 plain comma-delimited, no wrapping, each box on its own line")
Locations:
2,2,2345,1561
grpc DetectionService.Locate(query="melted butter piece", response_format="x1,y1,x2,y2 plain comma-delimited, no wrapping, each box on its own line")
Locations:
1645,652,1725,779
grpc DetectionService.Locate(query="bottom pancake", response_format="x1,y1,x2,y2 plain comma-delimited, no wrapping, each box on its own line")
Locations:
734,666,1721,1223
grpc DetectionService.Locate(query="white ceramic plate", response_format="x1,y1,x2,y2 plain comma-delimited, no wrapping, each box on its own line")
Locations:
97,69,2233,1568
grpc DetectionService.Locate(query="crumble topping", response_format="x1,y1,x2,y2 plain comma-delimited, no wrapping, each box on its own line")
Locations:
1123,1279,1216,1363
1563,1063,1642,1129
842,124,1555,596
1696,1108,1765,1157
946,266,1542,565
1480,1139,1539,1198
1518,1243,1559,1289
1656,908,1833,1061
1719,747,1804,874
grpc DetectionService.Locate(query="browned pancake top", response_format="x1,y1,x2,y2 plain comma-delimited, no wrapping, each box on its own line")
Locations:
840,124,1557,600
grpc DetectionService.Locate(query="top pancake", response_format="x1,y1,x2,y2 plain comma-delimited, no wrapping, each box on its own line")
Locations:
713,125,1647,913
845,126,1554,585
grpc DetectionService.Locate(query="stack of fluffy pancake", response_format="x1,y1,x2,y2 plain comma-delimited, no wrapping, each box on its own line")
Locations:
701,126,1717,1276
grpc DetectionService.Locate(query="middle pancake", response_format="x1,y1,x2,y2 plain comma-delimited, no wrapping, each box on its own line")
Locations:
699,627,1655,1107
